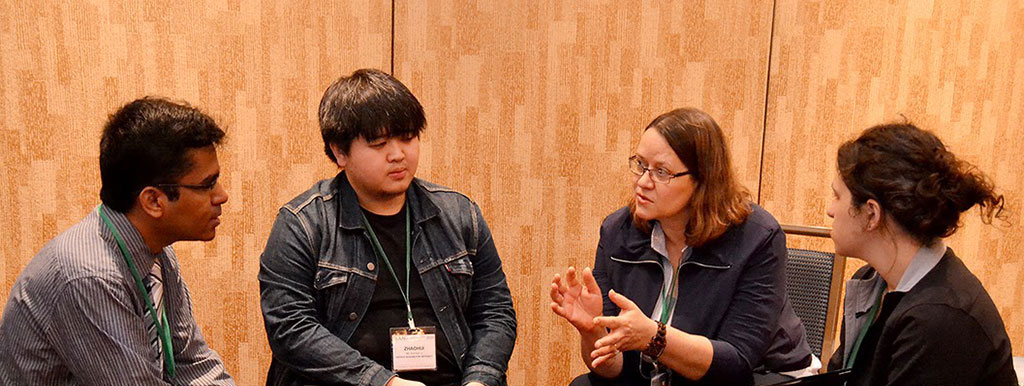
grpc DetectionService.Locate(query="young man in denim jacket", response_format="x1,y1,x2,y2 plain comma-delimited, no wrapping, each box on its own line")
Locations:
259,69,516,386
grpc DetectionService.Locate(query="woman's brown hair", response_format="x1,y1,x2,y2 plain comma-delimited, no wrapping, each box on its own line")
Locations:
630,107,751,247
837,122,1006,245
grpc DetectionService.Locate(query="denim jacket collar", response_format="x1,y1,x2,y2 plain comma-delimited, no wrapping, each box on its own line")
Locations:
333,172,441,231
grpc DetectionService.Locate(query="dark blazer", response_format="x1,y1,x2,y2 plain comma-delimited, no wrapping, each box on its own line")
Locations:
827,248,1018,386
592,204,812,386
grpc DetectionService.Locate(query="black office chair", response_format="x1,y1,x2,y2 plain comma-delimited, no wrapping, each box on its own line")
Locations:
781,225,844,363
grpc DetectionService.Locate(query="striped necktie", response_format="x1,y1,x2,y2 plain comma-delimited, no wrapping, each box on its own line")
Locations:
144,258,165,371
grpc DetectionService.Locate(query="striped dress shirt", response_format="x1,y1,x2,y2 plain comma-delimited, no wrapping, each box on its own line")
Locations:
0,206,235,385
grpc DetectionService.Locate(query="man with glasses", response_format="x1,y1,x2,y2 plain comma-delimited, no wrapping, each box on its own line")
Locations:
0,97,236,385
259,69,516,386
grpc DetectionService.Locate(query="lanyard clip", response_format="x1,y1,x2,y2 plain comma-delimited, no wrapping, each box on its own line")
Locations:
406,304,416,329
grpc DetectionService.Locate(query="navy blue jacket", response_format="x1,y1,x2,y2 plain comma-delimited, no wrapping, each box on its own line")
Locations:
592,205,812,385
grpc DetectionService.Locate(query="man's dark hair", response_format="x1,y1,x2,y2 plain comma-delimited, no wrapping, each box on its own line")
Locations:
318,68,425,162
99,97,225,212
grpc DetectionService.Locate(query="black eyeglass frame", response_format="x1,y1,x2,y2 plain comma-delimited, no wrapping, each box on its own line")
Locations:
628,155,693,183
153,179,219,192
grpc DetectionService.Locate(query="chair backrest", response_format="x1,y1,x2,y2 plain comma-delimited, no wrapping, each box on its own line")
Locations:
785,248,835,357
780,225,845,364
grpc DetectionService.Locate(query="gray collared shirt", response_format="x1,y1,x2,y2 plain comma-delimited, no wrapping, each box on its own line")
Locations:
648,222,688,325
0,205,234,385
892,241,946,293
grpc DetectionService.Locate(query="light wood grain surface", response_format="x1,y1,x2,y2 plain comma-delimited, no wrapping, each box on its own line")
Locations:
1,1,1020,385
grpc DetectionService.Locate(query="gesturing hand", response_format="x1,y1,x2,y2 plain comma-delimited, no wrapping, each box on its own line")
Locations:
590,289,659,367
549,266,604,333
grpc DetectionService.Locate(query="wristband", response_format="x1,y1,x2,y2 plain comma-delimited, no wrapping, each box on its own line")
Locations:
640,320,667,360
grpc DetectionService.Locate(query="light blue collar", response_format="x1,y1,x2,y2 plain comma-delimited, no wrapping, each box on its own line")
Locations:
651,222,688,259
893,240,946,293
651,222,668,258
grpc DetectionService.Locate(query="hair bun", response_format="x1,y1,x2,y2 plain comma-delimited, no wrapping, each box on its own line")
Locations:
837,123,1006,244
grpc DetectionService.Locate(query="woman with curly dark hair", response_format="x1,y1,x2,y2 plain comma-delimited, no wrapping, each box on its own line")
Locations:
826,122,1017,385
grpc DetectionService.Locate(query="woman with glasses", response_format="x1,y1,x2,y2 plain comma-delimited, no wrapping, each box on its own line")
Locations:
824,123,1017,385
551,108,817,386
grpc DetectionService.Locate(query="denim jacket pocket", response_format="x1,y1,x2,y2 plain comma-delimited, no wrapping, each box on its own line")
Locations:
444,256,475,308
314,265,351,326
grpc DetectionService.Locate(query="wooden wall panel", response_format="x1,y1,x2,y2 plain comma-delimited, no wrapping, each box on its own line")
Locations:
0,1,390,384
7,0,1019,383
394,1,774,384
762,0,1024,356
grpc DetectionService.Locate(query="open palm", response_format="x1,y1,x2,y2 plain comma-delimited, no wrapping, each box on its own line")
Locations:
550,267,604,332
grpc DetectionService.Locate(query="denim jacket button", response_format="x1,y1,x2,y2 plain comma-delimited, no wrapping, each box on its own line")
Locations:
348,312,358,320
367,262,375,271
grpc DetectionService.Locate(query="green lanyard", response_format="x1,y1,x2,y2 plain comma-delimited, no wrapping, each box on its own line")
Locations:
658,263,681,324
360,206,415,329
845,285,886,369
97,206,175,378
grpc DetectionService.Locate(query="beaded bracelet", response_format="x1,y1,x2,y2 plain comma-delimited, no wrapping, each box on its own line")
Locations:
641,320,667,360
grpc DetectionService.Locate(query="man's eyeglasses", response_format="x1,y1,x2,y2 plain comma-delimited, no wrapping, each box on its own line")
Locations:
629,156,692,184
154,177,219,192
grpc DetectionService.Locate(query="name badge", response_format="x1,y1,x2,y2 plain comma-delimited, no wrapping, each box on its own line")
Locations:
390,326,437,372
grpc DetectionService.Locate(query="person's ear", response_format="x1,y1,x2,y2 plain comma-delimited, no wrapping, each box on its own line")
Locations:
863,199,883,231
330,143,348,169
137,187,166,219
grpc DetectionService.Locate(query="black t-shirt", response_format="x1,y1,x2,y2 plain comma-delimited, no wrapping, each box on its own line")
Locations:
349,205,460,385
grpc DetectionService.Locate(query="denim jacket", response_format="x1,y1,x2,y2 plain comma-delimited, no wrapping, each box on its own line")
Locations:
259,173,516,386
